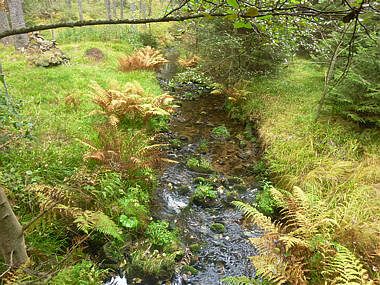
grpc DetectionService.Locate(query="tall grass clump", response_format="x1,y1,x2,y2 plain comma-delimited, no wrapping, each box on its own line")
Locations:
233,59,380,283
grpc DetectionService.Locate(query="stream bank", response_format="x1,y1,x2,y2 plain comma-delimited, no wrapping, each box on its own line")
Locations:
150,76,263,284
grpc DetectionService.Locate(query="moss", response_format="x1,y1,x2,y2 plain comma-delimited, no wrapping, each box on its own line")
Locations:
210,223,225,234
182,265,198,275
193,176,207,185
186,157,213,173
190,244,201,254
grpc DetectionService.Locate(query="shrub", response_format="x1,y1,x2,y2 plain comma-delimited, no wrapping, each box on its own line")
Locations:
327,42,380,127
138,32,159,48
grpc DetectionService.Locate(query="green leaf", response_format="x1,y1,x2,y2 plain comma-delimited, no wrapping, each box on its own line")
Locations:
223,14,238,21
233,21,253,29
227,0,239,9
258,15,273,20
120,215,138,229
0,74,4,85
246,7,258,17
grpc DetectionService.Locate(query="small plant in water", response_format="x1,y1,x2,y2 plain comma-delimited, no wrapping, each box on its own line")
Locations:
191,183,217,207
198,140,208,152
256,179,277,216
170,138,182,148
146,220,179,250
186,157,213,173
212,125,230,139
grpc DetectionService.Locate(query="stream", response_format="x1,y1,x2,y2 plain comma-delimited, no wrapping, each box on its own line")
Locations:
105,60,263,285
152,60,263,284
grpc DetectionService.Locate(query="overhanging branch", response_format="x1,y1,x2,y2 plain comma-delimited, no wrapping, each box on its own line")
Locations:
0,6,359,40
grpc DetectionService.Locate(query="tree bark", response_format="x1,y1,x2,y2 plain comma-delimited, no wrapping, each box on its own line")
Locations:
120,0,124,19
104,0,111,20
0,187,28,268
8,0,28,49
112,0,117,19
0,10,13,45
78,0,83,21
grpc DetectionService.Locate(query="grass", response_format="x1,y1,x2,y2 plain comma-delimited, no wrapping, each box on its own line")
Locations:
242,59,380,276
0,37,168,282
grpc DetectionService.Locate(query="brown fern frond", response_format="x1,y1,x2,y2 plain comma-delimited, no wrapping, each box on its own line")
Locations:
118,46,167,72
178,55,201,68
88,81,175,126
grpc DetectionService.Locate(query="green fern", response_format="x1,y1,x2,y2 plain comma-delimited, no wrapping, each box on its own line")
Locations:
232,201,278,234
221,276,259,285
58,205,122,240
324,244,372,284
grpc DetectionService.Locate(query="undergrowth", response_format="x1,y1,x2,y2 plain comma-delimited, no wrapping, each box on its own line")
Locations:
0,36,179,283
231,59,379,283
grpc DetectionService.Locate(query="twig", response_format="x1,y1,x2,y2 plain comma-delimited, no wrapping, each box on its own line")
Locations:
22,202,58,233
0,250,13,278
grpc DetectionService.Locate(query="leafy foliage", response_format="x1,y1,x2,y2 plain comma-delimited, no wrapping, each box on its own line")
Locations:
146,220,179,250
118,46,168,72
49,260,109,285
327,40,380,127
28,184,121,240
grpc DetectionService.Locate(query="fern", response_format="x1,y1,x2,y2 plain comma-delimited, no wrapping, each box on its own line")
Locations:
88,81,176,125
221,276,259,285
118,46,168,72
324,244,372,285
178,55,201,69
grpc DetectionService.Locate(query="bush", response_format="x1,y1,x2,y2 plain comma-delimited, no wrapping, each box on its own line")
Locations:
138,32,159,48
186,18,285,84
327,42,380,127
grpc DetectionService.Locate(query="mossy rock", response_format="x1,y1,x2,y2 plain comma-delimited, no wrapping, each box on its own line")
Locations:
182,265,198,275
177,185,191,194
210,223,225,234
193,177,207,185
189,244,201,254
224,176,244,186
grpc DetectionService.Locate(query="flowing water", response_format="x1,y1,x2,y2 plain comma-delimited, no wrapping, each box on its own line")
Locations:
151,59,263,284
105,60,263,285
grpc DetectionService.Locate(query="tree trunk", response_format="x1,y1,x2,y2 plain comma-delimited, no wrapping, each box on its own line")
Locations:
78,0,83,21
112,0,117,19
8,0,28,49
66,0,72,8
0,187,28,268
47,0,55,40
120,0,124,19
130,0,137,31
104,0,111,20
0,10,13,45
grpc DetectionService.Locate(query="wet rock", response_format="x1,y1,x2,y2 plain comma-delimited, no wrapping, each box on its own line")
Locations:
226,191,240,202
180,135,190,142
234,184,247,192
177,185,191,194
